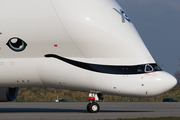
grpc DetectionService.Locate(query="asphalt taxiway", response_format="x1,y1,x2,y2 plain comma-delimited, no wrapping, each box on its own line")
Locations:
0,102,179,120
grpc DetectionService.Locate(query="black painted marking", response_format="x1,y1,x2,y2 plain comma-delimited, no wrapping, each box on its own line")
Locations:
45,54,161,75
6,37,27,52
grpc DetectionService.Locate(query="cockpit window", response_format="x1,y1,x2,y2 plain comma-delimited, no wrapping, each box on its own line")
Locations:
151,64,162,71
145,64,153,72
137,65,145,73
137,63,162,73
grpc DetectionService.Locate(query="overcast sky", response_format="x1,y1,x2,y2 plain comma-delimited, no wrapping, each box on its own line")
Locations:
116,0,180,75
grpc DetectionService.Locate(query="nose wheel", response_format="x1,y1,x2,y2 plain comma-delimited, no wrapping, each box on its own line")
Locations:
87,102,100,113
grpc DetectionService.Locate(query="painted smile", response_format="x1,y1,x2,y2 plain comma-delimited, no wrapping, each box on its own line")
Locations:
44,54,159,75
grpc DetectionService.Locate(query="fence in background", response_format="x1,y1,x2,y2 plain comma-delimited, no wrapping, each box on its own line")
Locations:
13,96,180,102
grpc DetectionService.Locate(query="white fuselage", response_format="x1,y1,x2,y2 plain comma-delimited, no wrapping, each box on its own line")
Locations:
0,0,177,97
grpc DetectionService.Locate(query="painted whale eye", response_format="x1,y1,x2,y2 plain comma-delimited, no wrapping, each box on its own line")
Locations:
6,37,27,52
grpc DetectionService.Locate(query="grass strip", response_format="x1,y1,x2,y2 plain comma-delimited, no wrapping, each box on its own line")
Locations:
100,117,180,120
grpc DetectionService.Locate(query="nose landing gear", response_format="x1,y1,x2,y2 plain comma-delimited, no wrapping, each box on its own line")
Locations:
86,92,103,113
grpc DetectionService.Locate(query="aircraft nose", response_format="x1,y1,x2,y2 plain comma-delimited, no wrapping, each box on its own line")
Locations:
163,72,177,91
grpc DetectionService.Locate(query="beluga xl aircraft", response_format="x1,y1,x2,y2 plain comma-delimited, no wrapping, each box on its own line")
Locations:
0,0,177,113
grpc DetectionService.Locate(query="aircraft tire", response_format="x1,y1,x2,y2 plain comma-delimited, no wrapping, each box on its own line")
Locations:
86,103,92,113
87,102,100,113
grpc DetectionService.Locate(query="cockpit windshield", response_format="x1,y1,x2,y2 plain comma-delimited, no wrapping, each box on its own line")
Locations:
151,64,162,71
145,64,153,72
137,65,145,73
137,63,162,73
